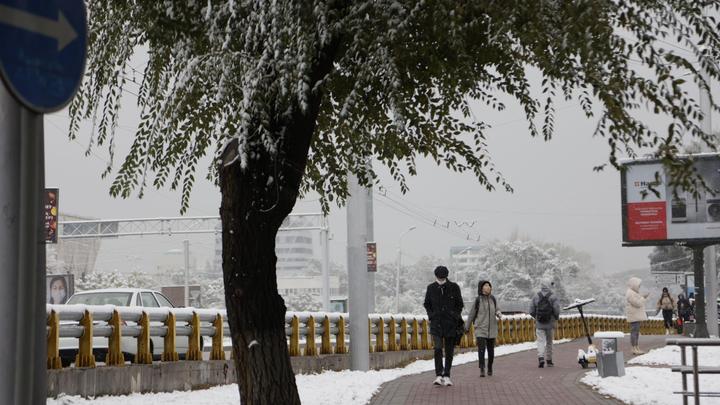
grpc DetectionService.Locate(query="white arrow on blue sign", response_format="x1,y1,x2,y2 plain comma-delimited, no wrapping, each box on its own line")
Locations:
0,0,86,112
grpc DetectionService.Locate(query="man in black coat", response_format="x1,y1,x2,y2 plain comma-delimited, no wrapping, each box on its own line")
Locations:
423,265,464,386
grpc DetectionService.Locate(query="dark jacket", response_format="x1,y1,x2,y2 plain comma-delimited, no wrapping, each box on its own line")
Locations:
424,280,464,337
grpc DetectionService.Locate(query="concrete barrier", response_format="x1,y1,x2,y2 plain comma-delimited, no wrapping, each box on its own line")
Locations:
47,348,475,398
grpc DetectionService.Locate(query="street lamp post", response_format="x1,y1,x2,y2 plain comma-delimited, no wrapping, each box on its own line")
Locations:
396,226,416,314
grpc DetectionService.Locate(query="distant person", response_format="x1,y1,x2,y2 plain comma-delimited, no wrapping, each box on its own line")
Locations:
48,276,68,304
465,280,502,377
677,293,692,321
625,277,650,354
656,287,676,335
424,265,464,386
529,279,560,368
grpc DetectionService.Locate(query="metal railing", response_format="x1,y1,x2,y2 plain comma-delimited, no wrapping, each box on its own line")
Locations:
666,337,720,405
47,304,665,369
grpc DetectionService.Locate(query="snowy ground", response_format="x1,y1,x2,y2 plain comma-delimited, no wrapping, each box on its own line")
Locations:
48,339,569,405
582,344,720,405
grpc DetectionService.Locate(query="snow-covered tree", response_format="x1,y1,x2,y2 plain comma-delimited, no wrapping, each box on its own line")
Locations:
283,292,322,312
72,2,720,403
75,270,157,292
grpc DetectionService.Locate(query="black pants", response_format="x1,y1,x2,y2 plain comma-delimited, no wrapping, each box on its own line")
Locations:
662,309,674,329
433,335,455,377
477,337,496,369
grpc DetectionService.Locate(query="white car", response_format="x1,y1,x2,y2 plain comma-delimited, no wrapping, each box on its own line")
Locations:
58,288,193,366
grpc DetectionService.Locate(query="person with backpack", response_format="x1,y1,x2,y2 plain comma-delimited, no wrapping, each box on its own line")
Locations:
625,277,650,354
656,287,676,335
423,265,464,386
465,280,502,377
677,293,692,321
529,280,561,368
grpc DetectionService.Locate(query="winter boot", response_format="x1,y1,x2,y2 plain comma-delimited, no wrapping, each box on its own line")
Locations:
479,368,485,378
546,360,554,367
635,346,646,354
433,376,443,385
538,357,545,368
487,364,493,376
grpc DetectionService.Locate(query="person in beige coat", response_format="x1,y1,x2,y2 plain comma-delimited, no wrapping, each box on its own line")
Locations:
625,277,650,354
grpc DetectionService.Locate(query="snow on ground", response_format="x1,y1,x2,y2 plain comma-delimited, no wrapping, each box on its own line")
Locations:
582,344,720,405
628,344,720,367
582,367,720,405
48,339,569,405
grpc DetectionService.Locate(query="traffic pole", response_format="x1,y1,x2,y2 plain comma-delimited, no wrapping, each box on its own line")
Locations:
0,83,46,405
347,171,369,370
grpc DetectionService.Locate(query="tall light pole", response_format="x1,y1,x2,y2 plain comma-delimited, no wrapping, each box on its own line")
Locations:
396,226,416,314
699,33,719,337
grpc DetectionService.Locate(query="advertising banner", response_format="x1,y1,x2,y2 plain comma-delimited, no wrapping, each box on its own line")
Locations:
44,188,59,243
366,242,377,272
46,274,74,305
622,154,720,245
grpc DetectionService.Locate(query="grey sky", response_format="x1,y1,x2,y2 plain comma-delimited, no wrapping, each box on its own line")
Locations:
44,58,717,277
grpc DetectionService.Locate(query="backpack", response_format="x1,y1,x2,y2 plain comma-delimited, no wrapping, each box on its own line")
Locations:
473,295,497,317
535,292,554,323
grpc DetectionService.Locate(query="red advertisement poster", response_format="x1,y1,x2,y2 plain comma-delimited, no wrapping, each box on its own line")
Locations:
627,201,667,241
44,188,59,243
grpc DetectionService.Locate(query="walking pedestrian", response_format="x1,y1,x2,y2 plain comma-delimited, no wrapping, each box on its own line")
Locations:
423,265,464,387
677,293,692,321
625,277,650,354
529,280,560,368
656,287,676,335
465,280,502,377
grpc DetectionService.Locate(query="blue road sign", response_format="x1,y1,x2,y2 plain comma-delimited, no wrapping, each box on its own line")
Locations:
0,0,86,112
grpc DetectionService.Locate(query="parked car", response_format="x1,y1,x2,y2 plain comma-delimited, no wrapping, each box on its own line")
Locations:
58,288,196,367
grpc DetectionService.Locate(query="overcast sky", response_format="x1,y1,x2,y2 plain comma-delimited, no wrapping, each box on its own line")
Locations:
44,57,718,277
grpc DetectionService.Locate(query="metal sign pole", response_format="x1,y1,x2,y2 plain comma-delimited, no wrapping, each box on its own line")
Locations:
692,245,709,338
347,172,369,371
0,84,45,405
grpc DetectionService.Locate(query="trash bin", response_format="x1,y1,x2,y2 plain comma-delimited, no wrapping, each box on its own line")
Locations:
593,331,625,377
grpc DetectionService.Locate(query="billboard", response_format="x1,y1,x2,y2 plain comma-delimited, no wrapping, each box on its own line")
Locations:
44,188,59,243
46,274,74,305
366,242,377,272
622,154,720,246
161,285,201,307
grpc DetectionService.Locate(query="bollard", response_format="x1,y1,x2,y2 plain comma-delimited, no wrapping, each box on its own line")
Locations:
105,310,125,366
289,316,300,356
321,316,332,355
410,319,420,350
211,314,226,360
368,318,375,353
305,316,317,356
421,319,431,350
399,318,409,351
388,317,397,351
47,310,61,369
75,310,96,368
162,312,179,362
186,312,202,361
376,317,386,352
135,311,152,364
335,316,347,354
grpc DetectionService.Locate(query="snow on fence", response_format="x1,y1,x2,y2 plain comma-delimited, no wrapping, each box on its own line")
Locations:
46,304,665,369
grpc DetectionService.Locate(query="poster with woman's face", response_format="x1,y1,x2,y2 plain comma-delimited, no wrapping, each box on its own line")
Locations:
46,274,74,304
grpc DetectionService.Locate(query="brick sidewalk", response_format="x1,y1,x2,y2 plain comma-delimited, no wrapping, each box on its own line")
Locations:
369,334,671,405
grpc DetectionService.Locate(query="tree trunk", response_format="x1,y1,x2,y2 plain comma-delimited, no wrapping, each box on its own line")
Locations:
220,153,305,404
219,31,340,402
